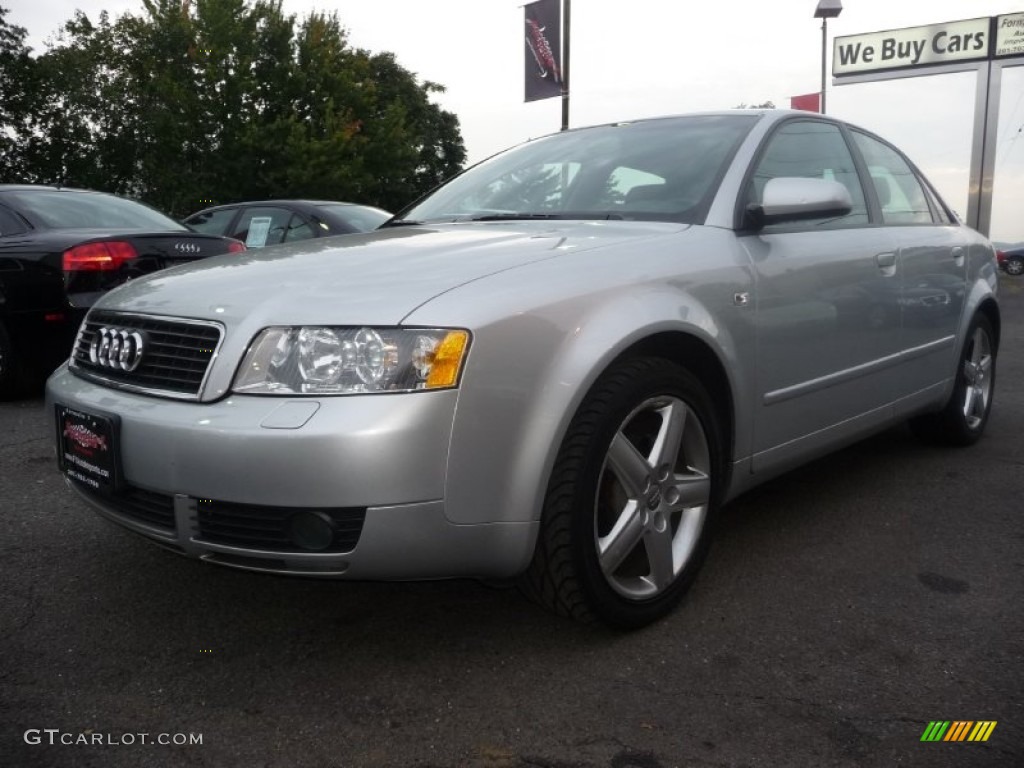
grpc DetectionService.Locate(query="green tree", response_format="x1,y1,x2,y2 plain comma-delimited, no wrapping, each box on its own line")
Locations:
3,0,467,216
0,6,36,178
19,11,141,190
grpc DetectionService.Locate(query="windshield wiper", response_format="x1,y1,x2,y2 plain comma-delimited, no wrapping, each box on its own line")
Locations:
468,213,563,222
379,218,425,228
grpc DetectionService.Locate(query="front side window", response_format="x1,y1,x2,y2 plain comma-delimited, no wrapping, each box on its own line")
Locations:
851,131,934,225
747,121,868,230
283,217,314,243
400,115,757,225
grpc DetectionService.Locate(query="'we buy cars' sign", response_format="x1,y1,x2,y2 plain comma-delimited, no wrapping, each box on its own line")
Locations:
833,15,1022,77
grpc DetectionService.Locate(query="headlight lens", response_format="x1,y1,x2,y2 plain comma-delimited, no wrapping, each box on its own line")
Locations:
232,327,470,395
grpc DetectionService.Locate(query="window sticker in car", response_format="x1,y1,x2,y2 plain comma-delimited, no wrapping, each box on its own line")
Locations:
246,216,273,247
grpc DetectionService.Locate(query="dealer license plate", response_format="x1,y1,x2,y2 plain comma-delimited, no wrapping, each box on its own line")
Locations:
56,405,120,493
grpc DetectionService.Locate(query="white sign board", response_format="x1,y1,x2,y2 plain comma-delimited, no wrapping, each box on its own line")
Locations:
833,17,990,76
995,13,1024,57
245,216,273,248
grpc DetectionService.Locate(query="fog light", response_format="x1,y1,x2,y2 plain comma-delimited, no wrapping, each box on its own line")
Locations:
288,511,335,551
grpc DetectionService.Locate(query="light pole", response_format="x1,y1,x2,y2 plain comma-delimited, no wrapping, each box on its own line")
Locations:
814,0,843,114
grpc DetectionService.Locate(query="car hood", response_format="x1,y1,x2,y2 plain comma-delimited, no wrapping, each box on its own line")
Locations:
95,221,687,326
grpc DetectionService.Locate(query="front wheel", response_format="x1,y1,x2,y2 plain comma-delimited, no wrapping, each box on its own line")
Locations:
910,313,996,446
1005,257,1024,277
519,358,723,629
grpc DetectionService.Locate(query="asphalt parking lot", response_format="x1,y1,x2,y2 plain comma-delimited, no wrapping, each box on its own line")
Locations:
1,283,1022,768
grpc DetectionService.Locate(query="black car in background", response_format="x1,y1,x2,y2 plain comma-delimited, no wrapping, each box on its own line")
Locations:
0,185,245,397
183,200,392,247
996,245,1023,277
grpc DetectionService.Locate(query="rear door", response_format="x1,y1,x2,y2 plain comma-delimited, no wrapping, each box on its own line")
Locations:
849,130,967,399
739,119,903,473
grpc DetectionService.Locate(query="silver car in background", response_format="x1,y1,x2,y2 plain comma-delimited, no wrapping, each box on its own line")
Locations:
46,111,999,628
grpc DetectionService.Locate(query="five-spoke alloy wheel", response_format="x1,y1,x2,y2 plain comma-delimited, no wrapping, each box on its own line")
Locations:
521,357,722,629
911,313,997,446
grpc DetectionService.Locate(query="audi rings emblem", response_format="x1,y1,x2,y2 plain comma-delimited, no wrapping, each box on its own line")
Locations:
89,328,147,371
174,242,201,254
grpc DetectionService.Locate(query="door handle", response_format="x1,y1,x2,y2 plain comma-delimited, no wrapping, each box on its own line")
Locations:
952,246,965,266
875,251,897,276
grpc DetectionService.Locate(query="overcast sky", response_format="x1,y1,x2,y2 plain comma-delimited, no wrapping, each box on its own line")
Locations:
7,0,1024,241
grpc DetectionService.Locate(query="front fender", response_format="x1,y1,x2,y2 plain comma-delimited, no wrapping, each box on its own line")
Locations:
440,281,754,536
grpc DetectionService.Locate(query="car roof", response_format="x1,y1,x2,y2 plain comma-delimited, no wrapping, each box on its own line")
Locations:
187,200,369,213
0,184,112,195
524,109,861,142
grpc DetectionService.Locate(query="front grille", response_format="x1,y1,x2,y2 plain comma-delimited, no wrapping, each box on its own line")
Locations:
71,311,222,399
73,480,176,531
197,500,366,553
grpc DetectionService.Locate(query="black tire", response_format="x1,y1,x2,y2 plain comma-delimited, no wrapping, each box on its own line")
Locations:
0,321,31,400
1006,257,1024,277
519,357,724,629
910,313,996,446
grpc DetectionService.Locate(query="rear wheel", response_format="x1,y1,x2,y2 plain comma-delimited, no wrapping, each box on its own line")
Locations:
910,313,996,446
1006,256,1024,277
520,357,723,629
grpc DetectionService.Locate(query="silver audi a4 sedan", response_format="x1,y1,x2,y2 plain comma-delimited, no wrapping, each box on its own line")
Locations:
47,111,1000,628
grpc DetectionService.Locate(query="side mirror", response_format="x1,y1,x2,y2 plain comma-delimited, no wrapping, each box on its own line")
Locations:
746,177,853,229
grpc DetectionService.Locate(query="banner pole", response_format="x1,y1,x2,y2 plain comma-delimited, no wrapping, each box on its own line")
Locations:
561,0,571,130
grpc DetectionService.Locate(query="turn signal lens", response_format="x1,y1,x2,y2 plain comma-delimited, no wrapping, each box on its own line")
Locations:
63,241,138,272
425,331,469,388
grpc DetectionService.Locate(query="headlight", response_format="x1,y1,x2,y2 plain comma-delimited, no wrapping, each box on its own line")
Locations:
232,327,470,395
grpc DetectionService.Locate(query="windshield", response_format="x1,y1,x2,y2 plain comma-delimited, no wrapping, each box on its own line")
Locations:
9,190,186,231
400,115,756,225
317,204,392,232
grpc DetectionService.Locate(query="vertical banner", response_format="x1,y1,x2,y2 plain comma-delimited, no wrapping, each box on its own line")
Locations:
524,0,562,102
790,92,821,112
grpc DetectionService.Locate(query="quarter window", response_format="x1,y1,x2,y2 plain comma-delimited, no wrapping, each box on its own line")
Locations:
748,121,868,230
0,205,27,236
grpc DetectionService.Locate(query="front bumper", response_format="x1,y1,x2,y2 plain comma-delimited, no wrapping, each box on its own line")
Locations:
46,365,537,579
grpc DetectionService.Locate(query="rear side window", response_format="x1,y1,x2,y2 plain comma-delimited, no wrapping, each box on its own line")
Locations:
851,131,934,225
185,208,236,235
747,121,869,230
